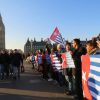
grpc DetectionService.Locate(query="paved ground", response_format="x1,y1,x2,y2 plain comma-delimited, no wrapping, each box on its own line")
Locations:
0,61,74,100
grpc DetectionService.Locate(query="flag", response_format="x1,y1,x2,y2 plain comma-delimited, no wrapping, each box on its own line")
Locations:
44,38,51,44
50,54,62,71
50,27,65,46
61,52,75,69
61,53,67,69
65,52,75,68
81,54,100,100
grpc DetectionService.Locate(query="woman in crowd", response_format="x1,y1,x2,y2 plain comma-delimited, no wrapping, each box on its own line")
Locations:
45,48,53,81
65,42,74,95
50,45,64,86
37,50,43,73
42,50,48,80
86,38,100,55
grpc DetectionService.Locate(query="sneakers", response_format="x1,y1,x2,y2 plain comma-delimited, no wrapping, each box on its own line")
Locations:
48,78,53,82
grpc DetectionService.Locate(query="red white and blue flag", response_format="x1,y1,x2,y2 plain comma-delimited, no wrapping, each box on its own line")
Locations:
81,55,100,100
50,54,62,72
50,27,65,47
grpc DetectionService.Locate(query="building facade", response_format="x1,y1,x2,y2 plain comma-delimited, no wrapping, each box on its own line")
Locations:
24,38,48,54
0,14,5,49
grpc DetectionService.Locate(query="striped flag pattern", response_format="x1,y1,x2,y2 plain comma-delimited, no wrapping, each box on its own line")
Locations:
81,55,100,100
50,54,62,72
50,27,65,46
88,55,100,100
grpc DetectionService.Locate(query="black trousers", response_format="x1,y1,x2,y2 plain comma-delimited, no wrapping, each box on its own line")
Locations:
75,68,83,100
4,64,10,78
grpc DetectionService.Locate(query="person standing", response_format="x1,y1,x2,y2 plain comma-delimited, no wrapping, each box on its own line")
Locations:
72,39,86,100
56,44,65,86
4,50,10,79
31,53,35,69
86,39,100,55
12,49,23,79
0,50,5,80
65,42,74,95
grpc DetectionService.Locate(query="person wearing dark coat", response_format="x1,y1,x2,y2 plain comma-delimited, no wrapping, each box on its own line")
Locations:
0,50,5,79
9,50,14,75
12,49,23,79
3,50,10,79
72,39,87,100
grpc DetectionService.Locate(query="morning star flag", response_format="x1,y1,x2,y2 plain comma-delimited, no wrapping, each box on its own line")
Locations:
61,53,67,69
50,27,65,46
81,55,100,100
50,54,62,71
61,52,75,69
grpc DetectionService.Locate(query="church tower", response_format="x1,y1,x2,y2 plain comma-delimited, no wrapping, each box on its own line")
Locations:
0,14,5,49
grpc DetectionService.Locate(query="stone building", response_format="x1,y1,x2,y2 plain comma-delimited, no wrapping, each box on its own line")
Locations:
24,38,49,54
0,14,5,49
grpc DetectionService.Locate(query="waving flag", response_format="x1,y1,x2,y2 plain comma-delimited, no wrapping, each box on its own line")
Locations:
81,55,100,100
50,27,65,46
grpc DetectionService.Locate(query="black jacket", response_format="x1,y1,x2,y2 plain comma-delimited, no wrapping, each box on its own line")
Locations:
12,52,23,66
0,53,5,64
72,46,87,70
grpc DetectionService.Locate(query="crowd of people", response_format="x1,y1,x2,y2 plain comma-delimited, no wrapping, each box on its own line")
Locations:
0,35,100,100
30,36,100,100
0,49,23,80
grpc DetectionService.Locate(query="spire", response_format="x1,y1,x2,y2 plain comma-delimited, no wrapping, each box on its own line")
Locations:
27,38,30,43
34,37,36,42
86,38,87,42
0,13,3,24
0,13,2,21
41,38,43,42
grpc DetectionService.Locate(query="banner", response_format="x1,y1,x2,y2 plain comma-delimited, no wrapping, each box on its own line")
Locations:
61,52,75,69
81,54,100,100
50,54,62,71
61,53,67,69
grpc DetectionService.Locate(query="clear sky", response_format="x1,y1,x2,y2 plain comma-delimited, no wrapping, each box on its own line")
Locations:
0,0,100,51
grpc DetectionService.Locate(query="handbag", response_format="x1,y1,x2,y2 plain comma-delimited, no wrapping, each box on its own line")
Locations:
21,65,25,73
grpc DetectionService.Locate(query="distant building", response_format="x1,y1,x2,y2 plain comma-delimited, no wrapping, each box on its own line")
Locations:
80,41,86,46
24,38,51,54
0,14,5,49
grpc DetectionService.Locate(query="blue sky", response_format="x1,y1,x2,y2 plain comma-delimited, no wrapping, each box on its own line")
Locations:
0,0,100,51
